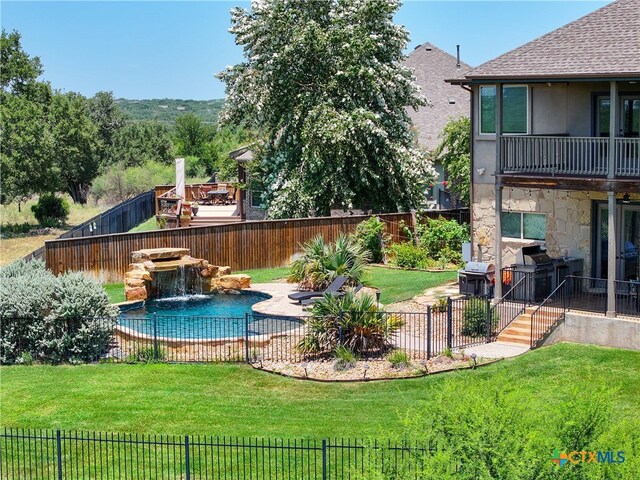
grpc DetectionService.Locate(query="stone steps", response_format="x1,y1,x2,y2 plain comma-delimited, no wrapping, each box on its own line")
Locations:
497,306,563,345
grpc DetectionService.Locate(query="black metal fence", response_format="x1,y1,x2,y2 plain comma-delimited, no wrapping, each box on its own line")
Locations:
1,428,440,479
112,303,494,364
24,190,155,261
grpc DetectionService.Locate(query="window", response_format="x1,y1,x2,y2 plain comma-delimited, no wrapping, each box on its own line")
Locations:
480,86,496,134
502,212,546,240
250,189,265,208
479,85,528,134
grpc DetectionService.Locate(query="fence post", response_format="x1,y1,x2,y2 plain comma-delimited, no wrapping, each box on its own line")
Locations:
426,306,432,360
322,439,327,480
185,435,191,480
485,298,492,342
446,298,452,349
152,313,159,361
56,429,63,480
245,313,250,363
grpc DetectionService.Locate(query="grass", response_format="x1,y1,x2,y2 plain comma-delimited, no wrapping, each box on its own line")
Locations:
104,283,126,304
237,267,291,283
1,344,638,438
128,216,159,233
363,266,457,304
0,233,61,266
233,266,456,304
0,196,108,266
0,195,105,227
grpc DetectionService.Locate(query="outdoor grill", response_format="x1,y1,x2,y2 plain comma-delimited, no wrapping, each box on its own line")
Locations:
458,262,495,297
506,245,584,302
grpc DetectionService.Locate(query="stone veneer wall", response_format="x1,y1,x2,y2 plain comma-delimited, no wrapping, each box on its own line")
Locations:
472,184,640,273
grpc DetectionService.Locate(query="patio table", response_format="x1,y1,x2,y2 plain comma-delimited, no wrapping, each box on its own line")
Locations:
207,189,230,205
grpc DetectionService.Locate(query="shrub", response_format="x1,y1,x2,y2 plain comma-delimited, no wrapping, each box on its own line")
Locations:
297,291,403,355
461,297,498,337
0,260,118,364
387,349,410,369
31,194,70,227
386,242,433,269
352,216,389,263
334,345,357,371
289,233,369,291
384,376,619,480
416,217,469,264
127,346,166,363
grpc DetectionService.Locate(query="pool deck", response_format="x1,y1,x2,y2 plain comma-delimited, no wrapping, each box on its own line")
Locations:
248,283,307,317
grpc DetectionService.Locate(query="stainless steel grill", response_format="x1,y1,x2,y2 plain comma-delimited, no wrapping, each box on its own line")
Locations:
458,262,495,297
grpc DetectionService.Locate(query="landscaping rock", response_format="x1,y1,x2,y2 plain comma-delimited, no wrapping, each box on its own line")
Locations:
218,266,232,276
125,286,147,301
219,274,251,290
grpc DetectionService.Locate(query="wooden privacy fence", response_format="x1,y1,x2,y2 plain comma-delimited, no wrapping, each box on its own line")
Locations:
44,213,413,283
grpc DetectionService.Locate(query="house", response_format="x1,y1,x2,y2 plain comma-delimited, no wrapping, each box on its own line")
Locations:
403,42,472,208
450,0,640,316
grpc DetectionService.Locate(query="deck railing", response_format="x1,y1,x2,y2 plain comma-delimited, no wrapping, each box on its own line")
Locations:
500,136,640,177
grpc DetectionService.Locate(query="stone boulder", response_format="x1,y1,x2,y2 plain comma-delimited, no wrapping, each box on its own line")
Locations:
125,286,147,301
218,274,251,290
218,266,232,276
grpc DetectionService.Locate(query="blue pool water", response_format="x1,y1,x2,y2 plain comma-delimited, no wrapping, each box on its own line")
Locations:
118,292,301,339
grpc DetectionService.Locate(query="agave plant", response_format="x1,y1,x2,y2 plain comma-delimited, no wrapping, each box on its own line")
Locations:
297,291,403,356
289,234,369,291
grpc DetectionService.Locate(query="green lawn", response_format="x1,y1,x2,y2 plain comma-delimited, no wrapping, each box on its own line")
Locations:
237,266,291,283
2,344,638,439
234,266,457,304
128,216,159,233
104,282,125,304
363,266,457,304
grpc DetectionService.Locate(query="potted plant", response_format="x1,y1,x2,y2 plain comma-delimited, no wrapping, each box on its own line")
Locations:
179,214,191,228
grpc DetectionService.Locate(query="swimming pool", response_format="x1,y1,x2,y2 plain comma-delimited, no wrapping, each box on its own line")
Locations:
118,292,301,339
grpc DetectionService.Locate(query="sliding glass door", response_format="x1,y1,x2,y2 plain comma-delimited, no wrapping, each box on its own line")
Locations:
595,203,640,281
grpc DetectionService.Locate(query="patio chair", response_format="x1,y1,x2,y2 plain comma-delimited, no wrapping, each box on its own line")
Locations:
288,276,348,303
300,284,364,306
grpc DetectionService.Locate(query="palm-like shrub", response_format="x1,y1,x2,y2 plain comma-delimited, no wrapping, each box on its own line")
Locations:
297,291,403,355
289,233,369,291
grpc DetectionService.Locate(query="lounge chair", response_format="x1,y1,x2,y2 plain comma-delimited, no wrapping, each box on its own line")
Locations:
300,283,364,306
288,276,347,303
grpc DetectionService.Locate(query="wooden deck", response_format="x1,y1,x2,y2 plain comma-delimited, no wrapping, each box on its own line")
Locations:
190,205,241,227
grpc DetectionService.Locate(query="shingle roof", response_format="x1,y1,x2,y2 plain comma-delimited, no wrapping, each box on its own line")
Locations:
464,0,640,80
403,43,472,151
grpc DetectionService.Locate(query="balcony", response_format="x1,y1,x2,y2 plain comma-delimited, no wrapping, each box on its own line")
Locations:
500,136,640,178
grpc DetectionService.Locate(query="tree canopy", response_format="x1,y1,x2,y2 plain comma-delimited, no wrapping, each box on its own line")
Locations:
217,0,435,218
432,116,471,205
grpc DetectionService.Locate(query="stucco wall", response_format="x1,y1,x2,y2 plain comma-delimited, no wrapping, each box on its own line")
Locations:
544,313,640,350
471,81,640,180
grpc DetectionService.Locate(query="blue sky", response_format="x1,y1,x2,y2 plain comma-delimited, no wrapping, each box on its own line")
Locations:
1,1,610,100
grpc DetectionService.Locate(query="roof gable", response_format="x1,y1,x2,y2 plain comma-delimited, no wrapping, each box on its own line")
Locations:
404,42,472,150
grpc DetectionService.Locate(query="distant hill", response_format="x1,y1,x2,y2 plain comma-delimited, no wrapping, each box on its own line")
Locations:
115,98,225,124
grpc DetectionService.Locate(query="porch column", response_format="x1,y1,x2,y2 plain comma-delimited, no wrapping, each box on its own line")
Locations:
494,83,504,298
607,192,617,317
606,81,617,316
608,81,617,179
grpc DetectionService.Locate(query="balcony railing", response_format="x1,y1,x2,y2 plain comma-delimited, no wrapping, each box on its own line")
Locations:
500,136,640,177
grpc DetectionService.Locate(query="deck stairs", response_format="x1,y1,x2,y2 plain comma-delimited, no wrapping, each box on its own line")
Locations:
497,306,564,346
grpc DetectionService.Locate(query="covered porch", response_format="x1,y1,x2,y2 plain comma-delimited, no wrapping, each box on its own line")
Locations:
493,80,640,317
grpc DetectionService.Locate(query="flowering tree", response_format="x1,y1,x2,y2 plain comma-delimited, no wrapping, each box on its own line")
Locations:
217,0,435,218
